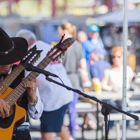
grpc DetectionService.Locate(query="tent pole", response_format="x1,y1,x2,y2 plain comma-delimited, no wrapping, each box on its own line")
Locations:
122,0,128,140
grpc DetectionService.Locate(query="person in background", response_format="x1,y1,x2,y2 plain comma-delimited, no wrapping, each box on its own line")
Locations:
77,31,92,89
58,22,87,140
0,27,43,140
89,47,110,91
14,29,37,65
77,31,94,69
16,29,74,140
77,25,104,70
79,47,110,130
88,24,104,49
102,46,134,92
102,46,134,129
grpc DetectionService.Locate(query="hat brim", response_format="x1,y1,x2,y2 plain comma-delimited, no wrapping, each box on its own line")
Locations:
0,37,28,65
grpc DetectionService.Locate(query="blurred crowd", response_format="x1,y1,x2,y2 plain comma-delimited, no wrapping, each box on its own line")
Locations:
72,23,140,137
76,24,135,93
54,22,139,139
3,21,140,140
45,22,139,139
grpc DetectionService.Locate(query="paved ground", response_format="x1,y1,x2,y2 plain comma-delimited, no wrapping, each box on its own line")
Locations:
30,114,140,140
31,129,140,140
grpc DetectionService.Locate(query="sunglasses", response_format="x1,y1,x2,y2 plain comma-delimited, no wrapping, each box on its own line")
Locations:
112,55,121,59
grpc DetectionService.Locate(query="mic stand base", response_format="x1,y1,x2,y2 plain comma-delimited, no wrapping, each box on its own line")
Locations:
101,103,112,140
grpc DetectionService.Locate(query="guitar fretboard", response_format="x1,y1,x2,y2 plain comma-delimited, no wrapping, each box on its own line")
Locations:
0,65,24,93
5,56,51,106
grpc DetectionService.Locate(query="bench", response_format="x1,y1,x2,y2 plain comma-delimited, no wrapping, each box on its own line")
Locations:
30,101,140,140
75,102,140,140
75,102,104,140
97,113,140,140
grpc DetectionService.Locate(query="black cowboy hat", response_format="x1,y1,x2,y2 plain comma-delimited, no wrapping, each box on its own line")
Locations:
0,27,28,65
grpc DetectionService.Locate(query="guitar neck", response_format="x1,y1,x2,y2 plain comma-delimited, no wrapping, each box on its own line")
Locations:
0,65,24,93
5,56,51,106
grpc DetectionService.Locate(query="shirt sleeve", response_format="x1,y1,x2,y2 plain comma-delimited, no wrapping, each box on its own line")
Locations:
102,69,113,91
78,43,85,60
127,66,134,81
27,88,43,119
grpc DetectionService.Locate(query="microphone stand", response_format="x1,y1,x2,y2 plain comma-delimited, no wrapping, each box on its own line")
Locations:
45,75,139,140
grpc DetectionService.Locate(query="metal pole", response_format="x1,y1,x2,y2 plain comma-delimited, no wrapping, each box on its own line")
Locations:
122,0,128,140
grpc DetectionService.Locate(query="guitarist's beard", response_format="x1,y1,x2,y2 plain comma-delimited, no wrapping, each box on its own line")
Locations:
0,64,13,75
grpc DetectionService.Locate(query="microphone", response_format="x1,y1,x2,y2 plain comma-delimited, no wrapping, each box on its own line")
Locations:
25,63,58,78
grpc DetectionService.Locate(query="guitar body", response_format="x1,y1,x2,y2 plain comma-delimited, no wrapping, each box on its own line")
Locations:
0,88,26,140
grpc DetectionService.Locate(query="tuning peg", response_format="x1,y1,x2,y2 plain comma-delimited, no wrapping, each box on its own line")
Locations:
60,37,76,49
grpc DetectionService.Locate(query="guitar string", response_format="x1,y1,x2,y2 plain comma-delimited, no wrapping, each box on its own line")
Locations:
0,65,24,93
5,57,51,106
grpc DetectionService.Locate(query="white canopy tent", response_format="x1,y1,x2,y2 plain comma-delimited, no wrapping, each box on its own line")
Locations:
95,9,140,23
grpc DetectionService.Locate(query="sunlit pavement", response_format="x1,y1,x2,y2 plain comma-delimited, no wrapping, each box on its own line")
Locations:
30,114,140,140
31,129,140,140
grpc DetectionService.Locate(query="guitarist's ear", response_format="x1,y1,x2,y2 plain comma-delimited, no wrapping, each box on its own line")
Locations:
28,40,36,47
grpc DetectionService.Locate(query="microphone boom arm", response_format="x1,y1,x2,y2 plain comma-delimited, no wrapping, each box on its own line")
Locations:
45,75,139,140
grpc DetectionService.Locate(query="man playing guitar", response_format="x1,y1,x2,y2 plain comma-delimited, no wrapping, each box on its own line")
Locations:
0,27,43,140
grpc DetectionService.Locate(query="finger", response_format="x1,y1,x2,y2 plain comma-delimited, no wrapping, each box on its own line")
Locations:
3,105,10,117
1,109,5,118
29,88,36,94
32,85,37,91
0,108,2,116
4,110,9,117
27,83,36,89
6,103,10,110
32,78,36,82
30,87,35,91
25,82,32,88
24,82,28,87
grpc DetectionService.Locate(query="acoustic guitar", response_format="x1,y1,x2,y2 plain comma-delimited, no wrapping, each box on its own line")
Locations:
0,36,75,140
0,45,42,139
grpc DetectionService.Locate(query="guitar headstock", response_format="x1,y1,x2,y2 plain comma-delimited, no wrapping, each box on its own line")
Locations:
21,45,42,66
47,35,76,61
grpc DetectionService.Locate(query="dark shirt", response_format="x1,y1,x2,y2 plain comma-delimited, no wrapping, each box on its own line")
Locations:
62,41,84,89
62,41,84,74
